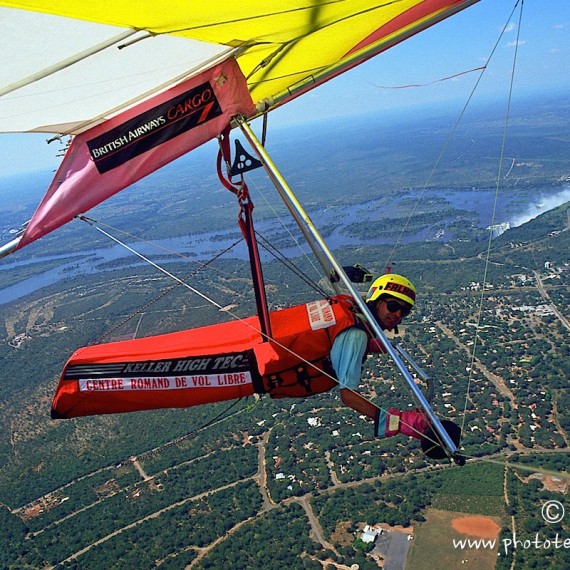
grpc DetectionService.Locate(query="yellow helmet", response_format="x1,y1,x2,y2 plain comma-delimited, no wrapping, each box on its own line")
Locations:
366,273,416,307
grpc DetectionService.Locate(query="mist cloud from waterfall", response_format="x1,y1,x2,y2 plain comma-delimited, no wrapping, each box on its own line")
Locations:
510,186,570,228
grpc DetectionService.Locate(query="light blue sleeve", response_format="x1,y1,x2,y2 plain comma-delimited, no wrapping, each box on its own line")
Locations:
329,327,368,390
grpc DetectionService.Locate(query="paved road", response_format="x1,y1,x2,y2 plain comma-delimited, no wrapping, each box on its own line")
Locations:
374,530,411,570
533,270,570,332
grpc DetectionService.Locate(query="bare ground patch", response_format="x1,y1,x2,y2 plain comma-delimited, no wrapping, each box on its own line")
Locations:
451,515,501,539
330,520,354,546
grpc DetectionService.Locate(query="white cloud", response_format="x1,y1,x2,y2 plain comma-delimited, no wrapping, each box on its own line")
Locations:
506,40,527,48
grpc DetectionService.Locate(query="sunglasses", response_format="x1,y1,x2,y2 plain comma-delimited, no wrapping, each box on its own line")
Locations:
383,299,412,317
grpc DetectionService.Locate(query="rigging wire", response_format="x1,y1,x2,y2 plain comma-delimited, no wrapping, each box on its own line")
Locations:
79,215,243,270
372,66,486,90
371,0,528,451
176,397,248,446
380,0,570,481
246,174,333,291
136,399,250,464
255,231,331,298
371,0,566,473
79,216,245,342
384,0,522,269
459,0,524,438
420,447,570,482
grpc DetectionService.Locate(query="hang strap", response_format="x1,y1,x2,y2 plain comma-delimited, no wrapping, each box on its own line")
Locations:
217,125,272,340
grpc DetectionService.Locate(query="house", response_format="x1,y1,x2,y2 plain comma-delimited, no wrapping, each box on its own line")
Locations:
361,525,382,543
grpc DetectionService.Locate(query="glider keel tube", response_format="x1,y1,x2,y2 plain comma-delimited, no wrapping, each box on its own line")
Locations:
239,119,463,465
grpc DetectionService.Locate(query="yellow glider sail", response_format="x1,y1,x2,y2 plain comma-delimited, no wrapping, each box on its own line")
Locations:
1,0,479,134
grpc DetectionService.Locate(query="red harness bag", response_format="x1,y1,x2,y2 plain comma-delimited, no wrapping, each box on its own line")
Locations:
51,296,357,418
254,296,357,398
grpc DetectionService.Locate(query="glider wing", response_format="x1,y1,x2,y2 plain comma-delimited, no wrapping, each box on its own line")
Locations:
0,0,480,253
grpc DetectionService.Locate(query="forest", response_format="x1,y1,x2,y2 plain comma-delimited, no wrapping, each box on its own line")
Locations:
0,199,567,568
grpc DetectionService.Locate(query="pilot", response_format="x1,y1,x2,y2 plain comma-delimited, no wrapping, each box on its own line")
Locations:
331,273,429,439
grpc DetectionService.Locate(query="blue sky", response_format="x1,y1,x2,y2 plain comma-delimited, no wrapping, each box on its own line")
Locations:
0,0,569,177
271,0,570,126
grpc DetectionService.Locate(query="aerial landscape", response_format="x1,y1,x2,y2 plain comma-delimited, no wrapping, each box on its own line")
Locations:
0,91,568,568
0,1,569,569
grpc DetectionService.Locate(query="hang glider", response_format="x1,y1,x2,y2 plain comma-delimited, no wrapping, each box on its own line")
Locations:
0,1,481,464
0,0,479,253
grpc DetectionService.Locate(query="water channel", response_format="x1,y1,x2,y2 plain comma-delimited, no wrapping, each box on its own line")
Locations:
1,185,568,306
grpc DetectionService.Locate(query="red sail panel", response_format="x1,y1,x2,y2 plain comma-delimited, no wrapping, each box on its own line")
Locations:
18,57,255,249
345,0,475,57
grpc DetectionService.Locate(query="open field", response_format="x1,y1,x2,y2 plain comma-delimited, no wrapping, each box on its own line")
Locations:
406,508,504,570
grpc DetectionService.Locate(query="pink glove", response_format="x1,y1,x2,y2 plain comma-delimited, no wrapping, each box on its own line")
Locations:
385,408,430,439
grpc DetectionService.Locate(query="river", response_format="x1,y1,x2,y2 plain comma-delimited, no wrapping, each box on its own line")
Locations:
1,185,568,306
